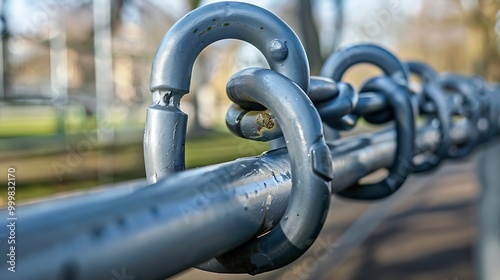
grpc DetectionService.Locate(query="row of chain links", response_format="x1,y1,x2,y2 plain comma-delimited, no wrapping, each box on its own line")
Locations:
227,44,499,200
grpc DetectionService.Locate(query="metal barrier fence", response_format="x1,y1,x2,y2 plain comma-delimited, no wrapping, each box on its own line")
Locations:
1,2,500,279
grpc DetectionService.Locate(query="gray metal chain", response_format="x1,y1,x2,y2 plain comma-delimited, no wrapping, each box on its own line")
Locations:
2,3,500,280
144,1,310,183
144,2,500,274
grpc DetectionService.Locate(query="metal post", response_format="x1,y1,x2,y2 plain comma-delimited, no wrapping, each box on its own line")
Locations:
478,139,500,280
49,6,68,136
93,0,115,183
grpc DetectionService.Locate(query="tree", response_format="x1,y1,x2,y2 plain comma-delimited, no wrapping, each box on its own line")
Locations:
186,0,213,136
457,0,500,81
297,0,345,75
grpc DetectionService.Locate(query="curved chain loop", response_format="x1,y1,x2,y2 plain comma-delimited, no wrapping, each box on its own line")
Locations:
318,44,410,127
198,68,333,274
470,75,494,143
145,1,310,182
406,61,451,173
438,74,481,159
321,44,410,84
336,76,415,200
311,77,358,130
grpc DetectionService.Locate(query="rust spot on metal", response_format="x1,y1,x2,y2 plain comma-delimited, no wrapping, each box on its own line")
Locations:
257,112,275,131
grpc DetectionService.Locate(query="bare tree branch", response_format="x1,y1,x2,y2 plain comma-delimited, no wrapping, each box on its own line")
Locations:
298,0,323,75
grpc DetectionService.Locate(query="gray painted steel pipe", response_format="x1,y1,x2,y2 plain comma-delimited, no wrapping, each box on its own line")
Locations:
0,122,471,280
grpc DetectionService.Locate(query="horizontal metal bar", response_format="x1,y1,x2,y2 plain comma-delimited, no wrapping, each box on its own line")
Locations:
0,121,472,280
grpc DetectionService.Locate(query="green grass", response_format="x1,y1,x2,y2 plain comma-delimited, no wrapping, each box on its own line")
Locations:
185,132,269,168
0,118,58,137
0,106,143,138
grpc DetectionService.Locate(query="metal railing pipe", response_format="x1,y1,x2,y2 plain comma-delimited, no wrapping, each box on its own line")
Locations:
0,121,471,280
